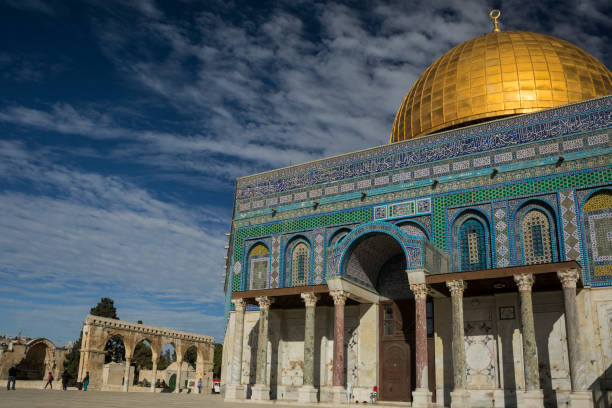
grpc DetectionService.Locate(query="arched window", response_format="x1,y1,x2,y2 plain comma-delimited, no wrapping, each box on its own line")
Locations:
521,210,553,264
248,243,269,290
582,190,612,281
459,218,487,271
291,242,310,286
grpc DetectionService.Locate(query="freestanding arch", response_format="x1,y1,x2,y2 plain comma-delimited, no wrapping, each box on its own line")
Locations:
78,315,214,393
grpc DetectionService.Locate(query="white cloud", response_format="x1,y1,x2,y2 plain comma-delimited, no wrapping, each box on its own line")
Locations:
0,141,229,343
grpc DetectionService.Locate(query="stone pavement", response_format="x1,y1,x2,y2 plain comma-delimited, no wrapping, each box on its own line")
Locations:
0,389,307,408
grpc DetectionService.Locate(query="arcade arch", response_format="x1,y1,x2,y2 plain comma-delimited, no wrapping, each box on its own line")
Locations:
78,315,214,393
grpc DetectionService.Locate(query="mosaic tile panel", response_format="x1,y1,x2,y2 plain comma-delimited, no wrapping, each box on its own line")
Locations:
559,190,581,261
270,235,281,288
433,167,612,250
493,203,510,267
313,230,325,284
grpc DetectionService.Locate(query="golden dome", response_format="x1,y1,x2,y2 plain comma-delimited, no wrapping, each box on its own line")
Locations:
390,30,612,143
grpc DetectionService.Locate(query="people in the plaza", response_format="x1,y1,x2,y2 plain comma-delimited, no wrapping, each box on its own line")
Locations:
44,372,54,389
82,372,90,391
61,370,70,390
197,378,202,394
7,366,17,390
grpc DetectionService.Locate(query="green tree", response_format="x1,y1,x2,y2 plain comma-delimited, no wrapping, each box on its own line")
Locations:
62,335,82,386
90,298,119,319
157,349,173,370
213,343,222,378
184,346,197,369
133,342,153,370
104,335,126,363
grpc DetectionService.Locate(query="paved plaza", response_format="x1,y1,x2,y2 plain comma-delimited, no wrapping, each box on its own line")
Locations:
0,389,313,408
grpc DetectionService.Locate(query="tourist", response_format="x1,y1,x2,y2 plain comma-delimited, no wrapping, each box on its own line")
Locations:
7,366,16,390
44,371,54,389
82,372,90,391
197,378,202,394
61,370,70,390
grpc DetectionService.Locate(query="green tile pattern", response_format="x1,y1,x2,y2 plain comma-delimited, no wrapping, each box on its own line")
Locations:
432,167,612,249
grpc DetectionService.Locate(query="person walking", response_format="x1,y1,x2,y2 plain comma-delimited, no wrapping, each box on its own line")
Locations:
82,372,89,391
61,370,70,390
197,378,202,394
7,366,17,390
44,372,54,389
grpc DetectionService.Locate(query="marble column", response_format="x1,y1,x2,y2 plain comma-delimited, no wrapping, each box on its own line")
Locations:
251,296,274,401
330,290,348,403
174,359,183,393
150,360,157,392
298,293,319,403
514,273,544,408
225,298,247,400
123,357,131,392
446,280,470,408
410,283,432,407
557,269,593,408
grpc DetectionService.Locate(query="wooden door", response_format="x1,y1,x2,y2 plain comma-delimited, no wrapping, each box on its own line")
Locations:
379,300,414,402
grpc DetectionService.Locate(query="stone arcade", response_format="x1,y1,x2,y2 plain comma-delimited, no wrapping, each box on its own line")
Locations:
78,315,214,393
221,12,612,408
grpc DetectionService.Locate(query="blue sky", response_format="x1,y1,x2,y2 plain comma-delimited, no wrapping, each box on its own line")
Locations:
0,0,610,346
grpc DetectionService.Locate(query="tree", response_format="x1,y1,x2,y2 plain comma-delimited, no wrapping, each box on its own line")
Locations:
184,347,197,369
104,335,126,363
90,298,119,319
62,335,82,386
133,342,152,370
157,349,172,370
213,343,222,378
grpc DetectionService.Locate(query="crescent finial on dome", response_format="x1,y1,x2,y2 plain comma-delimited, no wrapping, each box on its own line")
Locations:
489,9,501,32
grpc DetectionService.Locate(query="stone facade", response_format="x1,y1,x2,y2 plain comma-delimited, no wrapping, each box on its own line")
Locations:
222,97,612,408
78,315,214,393
0,337,68,383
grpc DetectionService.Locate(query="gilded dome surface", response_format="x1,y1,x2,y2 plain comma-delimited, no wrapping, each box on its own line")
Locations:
390,30,612,143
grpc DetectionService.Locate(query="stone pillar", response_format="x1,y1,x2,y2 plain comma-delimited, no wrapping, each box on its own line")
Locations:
251,296,274,401
446,280,470,408
411,283,432,407
330,290,348,403
225,298,247,400
174,359,183,393
298,293,319,403
123,357,131,392
150,360,157,392
514,273,544,408
557,269,593,408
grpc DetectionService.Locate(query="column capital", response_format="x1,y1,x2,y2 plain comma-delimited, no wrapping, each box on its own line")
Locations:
446,279,466,297
330,290,348,305
301,292,319,307
255,296,275,310
232,298,248,312
410,282,428,300
514,273,535,291
557,268,580,289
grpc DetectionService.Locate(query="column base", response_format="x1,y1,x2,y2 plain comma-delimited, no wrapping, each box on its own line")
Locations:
450,389,470,408
297,385,319,403
250,383,271,401
224,383,246,400
332,385,347,404
412,388,432,407
568,390,593,408
521,389,544,408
